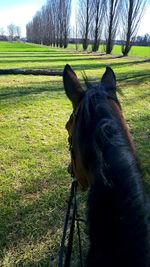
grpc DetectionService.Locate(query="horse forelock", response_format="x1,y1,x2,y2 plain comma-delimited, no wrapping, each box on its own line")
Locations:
80,85,126,148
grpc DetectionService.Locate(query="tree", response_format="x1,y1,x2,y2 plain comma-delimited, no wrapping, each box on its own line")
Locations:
104,0,121,54
142,33,150,45
62,0,71,48
7,24,16,39
135,33,150,46
16,26,21,37
0,28,5,35
26,0,71,48
91,0,105,52
7,24,21,40
79,0,93,50
75,19,79,51
121,0,147,56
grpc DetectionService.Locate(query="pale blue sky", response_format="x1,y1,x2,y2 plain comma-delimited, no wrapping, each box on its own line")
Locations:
0,0,47,36
0,0,149,37
0,0,45,8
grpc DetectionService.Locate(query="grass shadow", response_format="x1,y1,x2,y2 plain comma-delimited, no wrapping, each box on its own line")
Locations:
0,80,63,101
80,69,150,87
118,72,150,85
0,140,71,262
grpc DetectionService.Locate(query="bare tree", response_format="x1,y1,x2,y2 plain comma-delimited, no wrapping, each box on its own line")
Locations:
16,26,21,37
7,24,16,39
104,0,121,54
0,28,5,35
26,0,71,48
59,0,64,47
79,0,93,50
50,0,58,46
33,11,43,44
75,19,79,51
91,0,105,52
121,0,147,56
63,0,71,48
42,4,53,45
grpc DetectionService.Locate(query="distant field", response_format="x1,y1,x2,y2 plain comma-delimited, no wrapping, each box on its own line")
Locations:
68,43,150,58
111,45,150,57
0,42,149,57
0,42,150,266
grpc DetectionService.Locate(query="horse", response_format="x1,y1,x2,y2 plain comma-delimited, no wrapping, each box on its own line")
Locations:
63,64,150,267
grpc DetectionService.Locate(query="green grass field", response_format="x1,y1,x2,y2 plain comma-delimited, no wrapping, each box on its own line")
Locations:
0,42,150,266
68,43,150,58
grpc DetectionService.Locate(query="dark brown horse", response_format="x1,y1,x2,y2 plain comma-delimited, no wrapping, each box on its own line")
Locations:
63,64,150,267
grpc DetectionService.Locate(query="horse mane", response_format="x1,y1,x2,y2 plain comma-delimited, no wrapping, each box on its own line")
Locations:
78,83,150,266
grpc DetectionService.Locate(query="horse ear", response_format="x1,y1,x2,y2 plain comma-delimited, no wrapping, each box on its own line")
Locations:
63,64,84,109
101,67,116,91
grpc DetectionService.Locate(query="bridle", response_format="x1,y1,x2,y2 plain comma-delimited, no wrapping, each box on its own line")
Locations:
67,100,83,180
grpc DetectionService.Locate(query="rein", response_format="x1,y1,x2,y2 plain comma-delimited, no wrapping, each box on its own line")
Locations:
58,119,84,267
58,176,83,267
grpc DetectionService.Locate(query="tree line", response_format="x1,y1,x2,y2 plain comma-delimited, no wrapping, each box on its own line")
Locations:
26,0,71,48
0,24,21,39
135,34,150,46
26,0,147,56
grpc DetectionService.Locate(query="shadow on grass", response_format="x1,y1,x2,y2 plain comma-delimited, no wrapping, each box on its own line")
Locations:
0,57,97,64
0,141,70,263
0,80,63,101
0,53,92,59
0,69,149,102
123,112,150,192
70,59,150,71
22,255,57,267
122,91,150,106
85,70,150,88
118,72,150,84
0,50,78,55
0,58,149,67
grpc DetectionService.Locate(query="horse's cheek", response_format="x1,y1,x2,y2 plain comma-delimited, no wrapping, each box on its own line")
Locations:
74,155,89,191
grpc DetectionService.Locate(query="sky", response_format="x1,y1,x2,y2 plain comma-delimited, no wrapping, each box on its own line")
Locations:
0,0,150,37
0,0,47,37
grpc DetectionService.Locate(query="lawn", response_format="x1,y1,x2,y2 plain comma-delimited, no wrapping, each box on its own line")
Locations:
0,42,150,266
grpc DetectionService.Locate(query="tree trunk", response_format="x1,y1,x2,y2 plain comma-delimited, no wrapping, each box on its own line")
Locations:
92,5,100,52
122,0,133,56
106,0,113,54
83,0,90,50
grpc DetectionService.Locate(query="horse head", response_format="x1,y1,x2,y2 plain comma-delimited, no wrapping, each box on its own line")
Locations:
63,64,134,190
63,64,150,266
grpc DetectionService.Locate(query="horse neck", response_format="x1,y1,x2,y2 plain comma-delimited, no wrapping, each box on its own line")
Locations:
87,130,150,266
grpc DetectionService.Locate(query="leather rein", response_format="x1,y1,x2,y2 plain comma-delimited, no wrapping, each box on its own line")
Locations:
58,104,83,267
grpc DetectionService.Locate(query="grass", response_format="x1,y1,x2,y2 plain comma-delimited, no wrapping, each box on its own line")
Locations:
0,41,150,266
68,43,150,58
0,42,50,52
